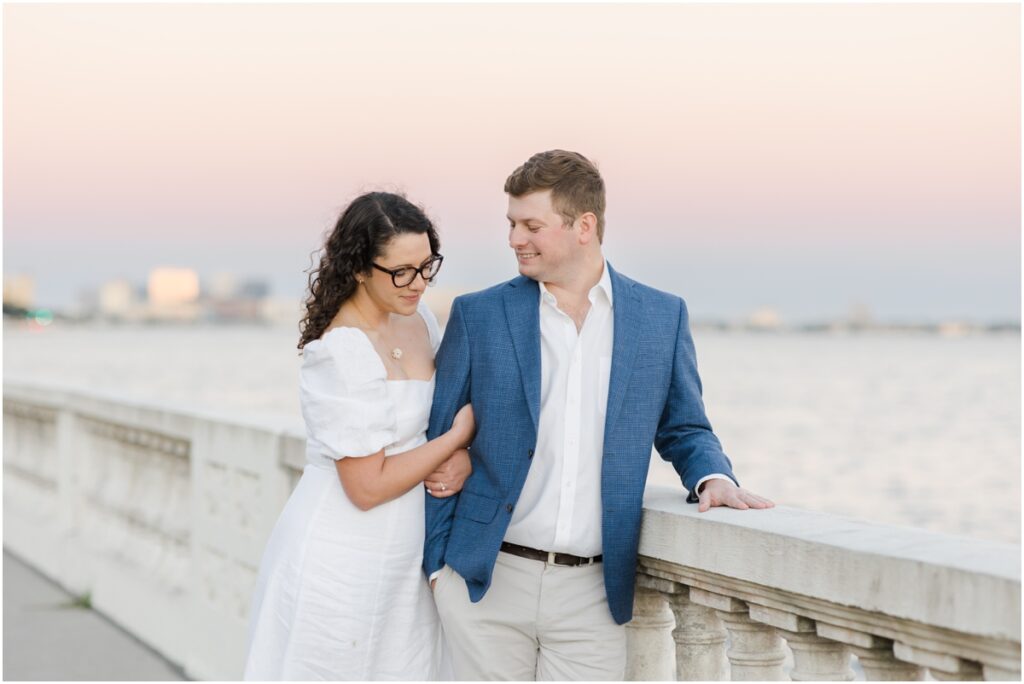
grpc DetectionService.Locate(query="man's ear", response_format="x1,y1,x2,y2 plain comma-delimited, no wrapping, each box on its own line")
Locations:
576,212,599,245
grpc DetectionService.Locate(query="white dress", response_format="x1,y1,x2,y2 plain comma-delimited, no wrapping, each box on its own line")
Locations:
244,304,447,681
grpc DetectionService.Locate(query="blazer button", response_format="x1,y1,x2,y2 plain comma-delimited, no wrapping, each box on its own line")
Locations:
527,449,534,458
506,504,514,513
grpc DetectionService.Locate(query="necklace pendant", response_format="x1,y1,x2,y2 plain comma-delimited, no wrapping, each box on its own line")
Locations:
390,347,403,361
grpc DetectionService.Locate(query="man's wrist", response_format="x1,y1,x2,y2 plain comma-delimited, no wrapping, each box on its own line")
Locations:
695,474,732,494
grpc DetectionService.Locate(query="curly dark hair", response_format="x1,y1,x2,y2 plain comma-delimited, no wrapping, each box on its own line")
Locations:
298,192,440,350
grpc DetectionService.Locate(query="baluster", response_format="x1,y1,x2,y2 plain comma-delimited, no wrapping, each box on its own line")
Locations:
929,663,984,681
815,624,923,680
981,663,1021,681
748,605,853,681
626,583,676,681
783,632,854,681
667,587,729,680
854,644,926,681
894,642,983,681
928,661,984,681
689,588,786,680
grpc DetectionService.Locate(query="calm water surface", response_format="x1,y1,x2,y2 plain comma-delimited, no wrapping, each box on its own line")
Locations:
4,323,1019,545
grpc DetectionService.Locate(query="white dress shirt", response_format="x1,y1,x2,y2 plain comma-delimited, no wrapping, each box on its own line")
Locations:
502,264,615,556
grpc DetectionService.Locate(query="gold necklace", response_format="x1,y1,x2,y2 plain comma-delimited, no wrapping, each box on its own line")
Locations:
351,303,402,362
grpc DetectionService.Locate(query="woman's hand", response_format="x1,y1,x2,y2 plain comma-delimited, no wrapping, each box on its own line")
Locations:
449,404,476,449
425,448,472,498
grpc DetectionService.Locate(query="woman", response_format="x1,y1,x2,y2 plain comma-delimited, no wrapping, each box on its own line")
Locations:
244,192,472,680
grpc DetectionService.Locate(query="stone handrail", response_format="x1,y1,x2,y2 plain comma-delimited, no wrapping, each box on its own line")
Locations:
3,380,1019,680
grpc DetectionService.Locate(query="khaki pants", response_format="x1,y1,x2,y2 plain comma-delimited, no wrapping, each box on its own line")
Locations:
433,551,627,680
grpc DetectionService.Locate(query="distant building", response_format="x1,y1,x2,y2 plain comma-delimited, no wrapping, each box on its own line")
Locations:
239,280,270,300
203,274,274,323
148,268,200,321
748,307,782,331
149,268,200,305
3,275,35,309
939,321,970,337
208,273,240,300
848,303,874,329
98,279,139,319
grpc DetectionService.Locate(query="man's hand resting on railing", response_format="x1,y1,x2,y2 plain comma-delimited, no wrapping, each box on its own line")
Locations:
697,478,775,513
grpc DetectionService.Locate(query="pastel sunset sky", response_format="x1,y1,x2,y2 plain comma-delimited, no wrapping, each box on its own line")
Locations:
4,3,1020,322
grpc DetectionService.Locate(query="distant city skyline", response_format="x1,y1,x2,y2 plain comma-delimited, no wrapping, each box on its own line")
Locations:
4,4,1020,323
5,247,1019,326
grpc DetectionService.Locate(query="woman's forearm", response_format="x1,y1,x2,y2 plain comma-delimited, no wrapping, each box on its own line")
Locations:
336,431,464,511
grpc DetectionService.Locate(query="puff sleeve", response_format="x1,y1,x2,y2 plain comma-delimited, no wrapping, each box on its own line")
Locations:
299,328,397,459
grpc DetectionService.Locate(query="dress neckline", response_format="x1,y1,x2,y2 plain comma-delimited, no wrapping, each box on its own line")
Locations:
315,315,436,383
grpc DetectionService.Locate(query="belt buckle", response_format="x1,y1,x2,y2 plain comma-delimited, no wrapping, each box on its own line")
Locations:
547,551,558,565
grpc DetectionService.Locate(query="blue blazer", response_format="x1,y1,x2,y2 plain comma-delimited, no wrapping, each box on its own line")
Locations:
423,264,737,625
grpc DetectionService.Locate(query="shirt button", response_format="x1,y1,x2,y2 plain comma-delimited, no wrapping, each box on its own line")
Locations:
506,504,514,513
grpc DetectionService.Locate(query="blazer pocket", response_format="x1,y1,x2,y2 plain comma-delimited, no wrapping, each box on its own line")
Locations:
635,358,671,377
635,353,670,369
454,491,500,524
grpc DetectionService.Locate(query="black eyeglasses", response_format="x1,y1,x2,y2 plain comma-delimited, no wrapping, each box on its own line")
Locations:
371,254,444,288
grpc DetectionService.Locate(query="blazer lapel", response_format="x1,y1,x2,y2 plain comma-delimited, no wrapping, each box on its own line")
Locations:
503,277,542,430
605,265,643,436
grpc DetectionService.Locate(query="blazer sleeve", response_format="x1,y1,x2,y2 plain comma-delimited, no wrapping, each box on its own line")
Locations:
654,297,739,502
423,297,472,576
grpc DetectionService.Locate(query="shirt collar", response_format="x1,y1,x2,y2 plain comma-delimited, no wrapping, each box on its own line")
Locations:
538,260,614,309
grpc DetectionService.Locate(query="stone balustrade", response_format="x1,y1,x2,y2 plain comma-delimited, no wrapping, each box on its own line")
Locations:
3,380,1020,680
626,491,1021,681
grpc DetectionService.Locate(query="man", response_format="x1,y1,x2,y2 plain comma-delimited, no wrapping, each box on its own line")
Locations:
424,150,773,680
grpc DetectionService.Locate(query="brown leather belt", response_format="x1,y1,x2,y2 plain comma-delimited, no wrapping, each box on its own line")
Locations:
500,541,603,567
